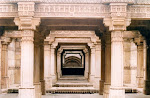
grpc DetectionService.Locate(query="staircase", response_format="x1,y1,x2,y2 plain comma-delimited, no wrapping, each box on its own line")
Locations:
46,75,99,94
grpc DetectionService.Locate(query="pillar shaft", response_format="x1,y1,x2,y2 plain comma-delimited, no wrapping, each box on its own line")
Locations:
50,48,56,84
95,43,101,89
1,42,9,89
90,48,96,83
44,44,51,89
0,42,2,93
144,44,150,94
84,51,89,79
19,30,35,98
109,31,125,98
137,44,144,88
103,33,111,98
34,44,41,98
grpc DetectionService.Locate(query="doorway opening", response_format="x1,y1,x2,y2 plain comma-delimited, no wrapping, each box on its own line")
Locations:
61,50,85,76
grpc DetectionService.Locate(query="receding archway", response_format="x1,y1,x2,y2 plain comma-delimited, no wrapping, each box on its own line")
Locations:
61,50,85,75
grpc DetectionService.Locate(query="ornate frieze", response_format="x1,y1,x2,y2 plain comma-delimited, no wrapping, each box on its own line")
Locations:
0,0,102,4
0,4,18,17
18,2,35,17
102,0,134,4
35,4,109,18
128,5,150,19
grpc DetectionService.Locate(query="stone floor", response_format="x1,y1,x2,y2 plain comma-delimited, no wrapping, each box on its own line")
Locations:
0,93,150,98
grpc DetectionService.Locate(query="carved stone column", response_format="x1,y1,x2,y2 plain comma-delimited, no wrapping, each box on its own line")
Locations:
8,39,16,87
103,33,111,98
14,2,41,98
103,1,131,97
134,36,144,88
1,37,11,89
34,42,41,98
89,47,96,85
50,47,56,85
123,38,131,84
44,43,52,89
0,41,1,93
40,44,45,95
95,42,101,89
99,38,105,95
130,40,137,87
84,48,89,79
109,31,125,98
144,40,150,95
57,49,62,79
18,30,35,98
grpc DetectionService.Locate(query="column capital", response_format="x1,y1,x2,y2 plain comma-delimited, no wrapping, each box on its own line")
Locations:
134,34,144,46
103,3,131,31
14,17,40,30
111,31,123,42
1,37,11,45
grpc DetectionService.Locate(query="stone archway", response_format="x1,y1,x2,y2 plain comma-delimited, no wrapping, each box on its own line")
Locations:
44,30,101,90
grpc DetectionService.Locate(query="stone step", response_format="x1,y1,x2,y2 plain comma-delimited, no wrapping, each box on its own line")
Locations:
53,83,93,87
47,87,99,94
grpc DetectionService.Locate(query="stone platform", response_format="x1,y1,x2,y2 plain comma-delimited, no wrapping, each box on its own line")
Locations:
0,93,150,98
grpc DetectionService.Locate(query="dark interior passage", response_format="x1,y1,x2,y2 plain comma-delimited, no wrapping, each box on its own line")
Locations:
61,50,85,75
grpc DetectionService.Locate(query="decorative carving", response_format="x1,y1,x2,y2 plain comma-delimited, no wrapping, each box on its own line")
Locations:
104,3,131,31
18,2,35,17
0,0,102,4
102,0,134,4
21,30,34,42
4,30,22,38
14,17,40,30
111,31,123,42
35,4,109,18
0,4,18,17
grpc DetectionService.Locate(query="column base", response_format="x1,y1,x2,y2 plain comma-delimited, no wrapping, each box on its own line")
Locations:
34,83,41,98
144,80,150,95
1,76,9,89
18,87,35,98
137,77,144,88
99,80,104,95
109,87,125,98
94,77,100,89
44,77,52,90
89,75,95,83
51,75,57,85
40,80,45,95
103,83,111,98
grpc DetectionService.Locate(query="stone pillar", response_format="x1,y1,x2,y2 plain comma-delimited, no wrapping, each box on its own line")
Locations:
8,39,16,87
50,47,56,85
1,38,10,89
130,40,137,86
40,44,45,95
57,49,61,79
103,33,111,98
84,48,89,79
44,44,52,89
95,42,101,89
14,38,21,84
109,31,125,98
14,2,40,98
18,30,35,98
89,47,96,84
34,43,41,98
144,40,150,95
0,41,2,93
123,38,131,84
134,36,144,88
